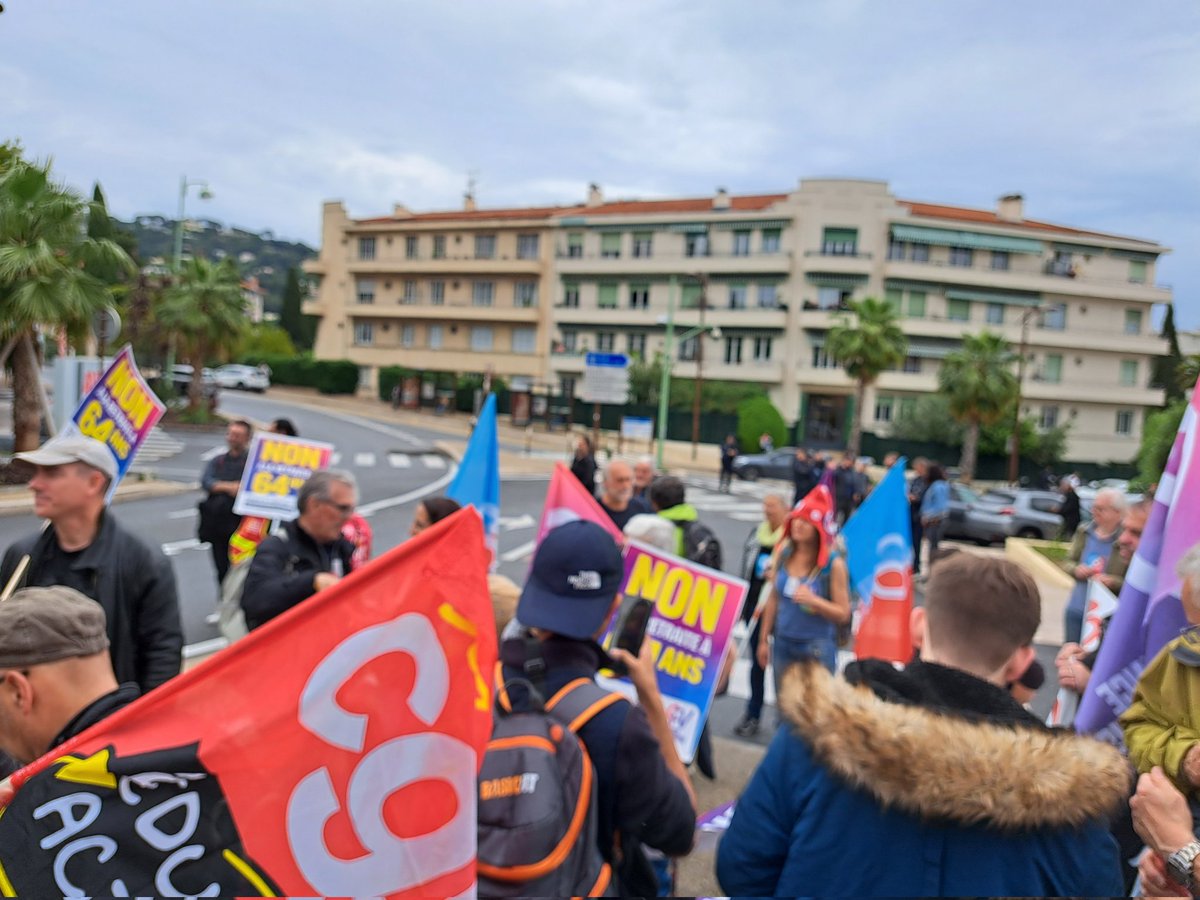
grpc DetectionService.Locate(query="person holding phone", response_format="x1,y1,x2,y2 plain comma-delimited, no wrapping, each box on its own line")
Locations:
757,486,849,678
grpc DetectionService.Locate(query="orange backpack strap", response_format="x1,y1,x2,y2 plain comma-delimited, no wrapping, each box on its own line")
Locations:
545,679,625,734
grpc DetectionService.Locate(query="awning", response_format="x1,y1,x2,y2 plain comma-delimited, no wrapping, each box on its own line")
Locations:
944,287,1041,307
905,339,958,359
884,278,941,292
805,272,869,289
712,219,789,231
891,224,1042,254
667,223,710,234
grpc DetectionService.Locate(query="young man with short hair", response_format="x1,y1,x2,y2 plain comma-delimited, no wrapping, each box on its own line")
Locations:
718,553,1129,897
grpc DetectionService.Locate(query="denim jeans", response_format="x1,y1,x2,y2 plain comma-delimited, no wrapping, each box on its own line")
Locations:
1064,604,1084,645
773,635,837,699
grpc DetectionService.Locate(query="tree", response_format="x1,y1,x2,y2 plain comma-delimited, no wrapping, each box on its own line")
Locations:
1138,400,1186,485
0,157,134,450
736,396,787,453
938,331,1017,481
158,256,248,411
627,352,664,406
825,296,907,457
1151,303,1186,403
238,323,296,359
279,266,315,350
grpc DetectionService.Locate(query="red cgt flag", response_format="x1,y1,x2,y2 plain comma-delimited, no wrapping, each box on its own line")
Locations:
0,508,496,899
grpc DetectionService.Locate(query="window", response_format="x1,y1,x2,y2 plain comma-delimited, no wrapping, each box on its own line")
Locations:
678,337,698,362
563,282,580,308
817,287,844,310
910,243,930,262
903,356,921,374
732,231,751,257
517,234,540,260
752,336,773,362
1039,405,1059,430
822,227,858,256
627,333,647,358
512,328,536,354
566,233,583,258
874,395,894,423
356,279,375,304
986,303,1004,325
353,322,374,345
401,280,417,304
432,235,446,259
514,282,538,308
884,288,903,316
991,251,1010,271
725,336,743,365
600,233,621,258
906,291,926,317
597,284,618,309
429,280,445,305
470,326,494,351
405,236,419,259
474,234,496,259
472,281,494,307
681,283,703,309
1049,250,1074,277
596,332,616,352
632,232,653,258
629,284,649,309
685,232,709,257
358,237,376,260
1042,354,1063,383
887,239,906,261
560,375,577,397
811,346,837,369
728,283,748,309
428,324,443,350
761,229,782,253
949,246,973,267
1119,359,1138,387
1124,309,1143,335
561,330,577,352
1129,260,1148,284
757,284,779,308
1041,303,1067,330
947,298,970,321
400,324,415,348
1116,409,1134,435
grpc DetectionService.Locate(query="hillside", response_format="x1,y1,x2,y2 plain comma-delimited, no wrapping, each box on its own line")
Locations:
116,215,316,313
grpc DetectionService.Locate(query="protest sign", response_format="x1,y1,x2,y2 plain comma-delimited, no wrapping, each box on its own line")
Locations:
1047,580,1119,728
0,509,497,898
602,541,748,763
68,345,165,501
232,432,334,520
536,461,623,544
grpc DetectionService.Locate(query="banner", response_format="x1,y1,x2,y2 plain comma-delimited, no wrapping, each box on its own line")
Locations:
1076,382,1200,743
68,345,165,501
842,460,913,663
536,462,623,544
1047,580,1119,728
447,392,501,561
232,432,334,520
602,541,748,763
0,509,497,898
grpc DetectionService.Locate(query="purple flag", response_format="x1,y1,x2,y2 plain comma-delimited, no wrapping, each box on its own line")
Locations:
1075,385,1200,743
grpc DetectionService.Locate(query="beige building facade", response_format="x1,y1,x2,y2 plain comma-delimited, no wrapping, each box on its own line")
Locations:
304,179,1170,464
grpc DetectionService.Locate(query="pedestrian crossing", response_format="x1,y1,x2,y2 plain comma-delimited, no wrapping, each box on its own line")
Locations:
681,475,786,522
130,426,185,464
328,450,447,470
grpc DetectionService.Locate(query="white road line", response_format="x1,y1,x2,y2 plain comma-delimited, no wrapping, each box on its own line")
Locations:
500,539,537,563
162,537,208,556
354,452,376,467
330,452,342,465
183,637,229,659
200,445,225,461
421,454,447,469
356,463,458,517
388,453,412,468
730,512,763,522
167,509,197,520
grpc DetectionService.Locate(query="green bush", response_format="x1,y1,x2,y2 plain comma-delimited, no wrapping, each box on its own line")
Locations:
378,365,420,402
311,360,360,395
1139,400,1187,485
236,353,358,394
736,396,788,453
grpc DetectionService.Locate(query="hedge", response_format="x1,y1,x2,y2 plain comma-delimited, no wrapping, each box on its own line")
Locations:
238,354,359,395
736,396,788,453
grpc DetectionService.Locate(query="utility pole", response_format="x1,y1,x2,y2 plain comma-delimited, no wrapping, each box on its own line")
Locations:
690,273,708,460
655,276,677,471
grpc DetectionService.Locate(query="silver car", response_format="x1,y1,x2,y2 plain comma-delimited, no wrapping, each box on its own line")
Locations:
965,489,1064,543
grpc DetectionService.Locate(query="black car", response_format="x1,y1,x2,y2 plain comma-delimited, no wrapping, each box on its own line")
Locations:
732,448,798,481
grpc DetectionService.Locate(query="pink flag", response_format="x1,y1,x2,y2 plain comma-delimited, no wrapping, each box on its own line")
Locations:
537,462,624,544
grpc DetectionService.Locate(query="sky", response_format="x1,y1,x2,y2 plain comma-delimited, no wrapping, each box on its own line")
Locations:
2,0,1197,327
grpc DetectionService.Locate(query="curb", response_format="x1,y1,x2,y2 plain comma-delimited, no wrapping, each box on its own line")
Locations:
0,478,194,518
1006,537,1075,591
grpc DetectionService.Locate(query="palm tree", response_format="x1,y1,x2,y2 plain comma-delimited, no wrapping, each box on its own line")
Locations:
0,157,134,450
825,296,907,456
938,331,1018,481
158,256,248,411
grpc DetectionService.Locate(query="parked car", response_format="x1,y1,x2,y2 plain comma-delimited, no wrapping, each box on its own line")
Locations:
213,364,270,392
943,482,983,542
964,489,1064,543
732,448,798,481
161,364,219,402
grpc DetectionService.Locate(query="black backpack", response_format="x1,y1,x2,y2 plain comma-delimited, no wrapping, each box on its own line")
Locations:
681,520,723,571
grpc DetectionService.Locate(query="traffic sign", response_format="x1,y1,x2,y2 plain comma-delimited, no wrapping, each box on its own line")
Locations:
581,352,630,404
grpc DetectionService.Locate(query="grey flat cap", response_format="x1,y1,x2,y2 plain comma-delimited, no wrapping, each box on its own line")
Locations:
0,586,110,668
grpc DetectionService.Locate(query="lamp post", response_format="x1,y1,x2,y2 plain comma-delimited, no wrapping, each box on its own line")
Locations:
655,274,720,471
167,175,213,386
1007,304,1045,485
690,273,709,461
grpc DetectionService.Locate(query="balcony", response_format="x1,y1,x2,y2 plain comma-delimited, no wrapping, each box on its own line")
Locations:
553,249,792,277
885,258,1171,304
346,297,540,323
1023,379,1165,407
346,255,544,276
552,303,787,330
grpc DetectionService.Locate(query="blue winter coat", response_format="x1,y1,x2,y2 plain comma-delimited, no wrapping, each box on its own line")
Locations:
717,661,1128,898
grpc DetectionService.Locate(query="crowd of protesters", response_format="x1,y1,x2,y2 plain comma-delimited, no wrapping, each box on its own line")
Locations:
4,418,1200,898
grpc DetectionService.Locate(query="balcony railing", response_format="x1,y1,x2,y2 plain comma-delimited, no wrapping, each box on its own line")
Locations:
803,249,873,260
886,255,1169,291
554,248,791,261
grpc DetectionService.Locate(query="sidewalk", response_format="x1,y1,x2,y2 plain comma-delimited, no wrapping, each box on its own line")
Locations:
0,476,192,517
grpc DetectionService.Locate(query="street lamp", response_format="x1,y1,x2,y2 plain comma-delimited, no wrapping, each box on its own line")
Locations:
1008,304,1046,485
654,274,721,471
172,175,213,271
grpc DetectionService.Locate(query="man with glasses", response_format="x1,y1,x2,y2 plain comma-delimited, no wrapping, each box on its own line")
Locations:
241,470,357,631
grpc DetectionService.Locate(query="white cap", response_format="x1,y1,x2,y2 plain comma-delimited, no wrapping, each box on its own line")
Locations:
15,433,118,481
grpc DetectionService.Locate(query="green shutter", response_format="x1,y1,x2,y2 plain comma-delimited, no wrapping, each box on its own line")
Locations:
600,233,621,254
885,288,903,315
823,227,858,245
1044,354,1063,383
906,291,926,317
1120,359,1138,386
947,298,970,321
681,284,702,309
1129,260,1148,283
598,284,618,308
567,232,583,247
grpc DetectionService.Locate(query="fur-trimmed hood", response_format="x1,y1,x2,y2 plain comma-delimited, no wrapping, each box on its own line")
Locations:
778,662,1131,830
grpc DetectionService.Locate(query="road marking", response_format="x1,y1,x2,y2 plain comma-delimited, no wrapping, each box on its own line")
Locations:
356,463,458,517
421,454,446,469
183,637,229,659
388,453,412,468
330,451,342,465
162,537,208,556
730,512,763,522
167,509,197,520
200,445,224,461
354,452,376,467
500,540,537,563
498,514,536,531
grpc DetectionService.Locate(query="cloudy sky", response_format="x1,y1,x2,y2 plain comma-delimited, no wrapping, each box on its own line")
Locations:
2,1,1197,325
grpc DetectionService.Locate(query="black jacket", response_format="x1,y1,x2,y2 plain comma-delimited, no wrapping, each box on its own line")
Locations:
571,454,598,494
241,518,354,631
51,683,141,748
1060,490,1082,536
0,514,183,693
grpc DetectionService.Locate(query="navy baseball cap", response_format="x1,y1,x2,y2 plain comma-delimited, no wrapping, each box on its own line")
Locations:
518,520,625,640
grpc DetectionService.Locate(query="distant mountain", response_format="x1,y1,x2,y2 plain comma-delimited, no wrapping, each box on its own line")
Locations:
115,215,316,314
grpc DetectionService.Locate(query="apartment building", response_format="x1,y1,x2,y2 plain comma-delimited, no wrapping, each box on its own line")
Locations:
305,179,1170,464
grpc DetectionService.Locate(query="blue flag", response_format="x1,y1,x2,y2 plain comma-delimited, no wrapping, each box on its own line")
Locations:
841,460,913,662
447,393,501,564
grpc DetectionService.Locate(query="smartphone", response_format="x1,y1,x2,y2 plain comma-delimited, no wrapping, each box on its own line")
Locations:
608,595,653,676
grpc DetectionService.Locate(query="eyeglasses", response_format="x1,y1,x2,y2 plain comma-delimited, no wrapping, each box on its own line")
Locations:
321,498,355,515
